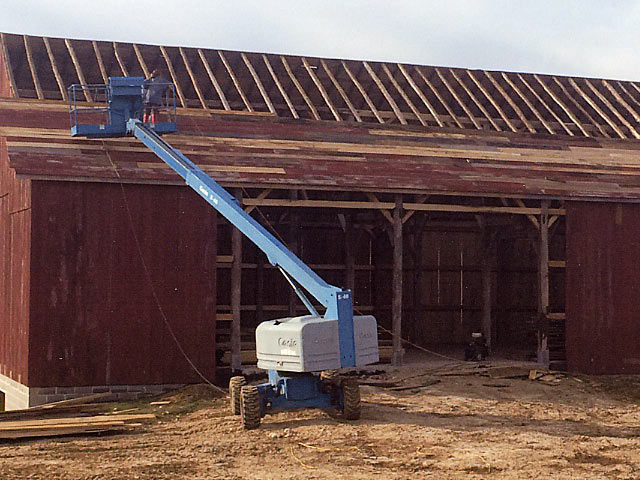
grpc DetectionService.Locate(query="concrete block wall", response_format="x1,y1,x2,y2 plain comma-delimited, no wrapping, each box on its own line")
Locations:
0,374,184,410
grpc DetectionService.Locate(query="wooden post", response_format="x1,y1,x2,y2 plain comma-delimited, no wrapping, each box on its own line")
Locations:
344,214,356,292
478,216,494,351
288,190,299,317
411,215,426,343
230,188,243,372
392,194,405,365
538,201,550,366
256,248,265,325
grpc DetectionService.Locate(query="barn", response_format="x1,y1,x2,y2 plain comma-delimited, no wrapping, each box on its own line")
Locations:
1,32,640,410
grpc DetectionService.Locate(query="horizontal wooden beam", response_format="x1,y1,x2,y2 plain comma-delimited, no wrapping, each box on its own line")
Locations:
242,198,565,215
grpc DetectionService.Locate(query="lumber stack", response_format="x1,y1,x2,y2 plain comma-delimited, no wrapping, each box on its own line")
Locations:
0,393,156,440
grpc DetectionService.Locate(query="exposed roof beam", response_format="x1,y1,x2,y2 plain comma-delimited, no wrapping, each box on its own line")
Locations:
415,66,463,128
65,39,91,102
553,77,609,137
44,37,67,101
381,63,426,126
583,78,639,139
517,73,572,136
263,55,298,118
502,73,554,135
484,71,535,133
219,51,252,112
180,47,208,109
449,68,499,131
397,63,443,127
281,56,320,120
92,41,108,84
466,70,516,132
302,57,341,121
342,61,384,123
0,33,18,98
363,62,406,125
242,53,275,114
160,45,186,108
435,68,480,129
534,74,590,137
112,42,129,76
133,44,150,78
602,80,640,124
320,59,361,122
198,49,230,110
23,36,43,99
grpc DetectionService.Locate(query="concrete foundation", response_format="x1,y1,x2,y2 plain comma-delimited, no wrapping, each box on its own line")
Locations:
0,373,183,410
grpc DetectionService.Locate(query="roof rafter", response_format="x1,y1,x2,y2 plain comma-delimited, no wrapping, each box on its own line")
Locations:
449,68,499,131
534,74,590,137
302,57,341,121
342,61,384,123
363,62,406,125
198,49,230,110
583,78,639,139
65,39,91,102
502,72,554,135
133,44,150,78
242,53,275,114
112,42,129,76
435,68,480,129
553,77,609,137
414,66,463,128
0,33,18,97
484,71,535,133
381,63,426,126
320,59,361,122
281,56,320,120
180,47,208,109
92,41,108,84
263,54,298,118
219,51,252,112
44,37,67,101
603,80,640,124
517,73,572,136
160,46,186,107
397,63,443,127
23,36,43,99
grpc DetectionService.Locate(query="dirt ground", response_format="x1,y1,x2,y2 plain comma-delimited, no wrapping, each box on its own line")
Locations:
3,356,640,480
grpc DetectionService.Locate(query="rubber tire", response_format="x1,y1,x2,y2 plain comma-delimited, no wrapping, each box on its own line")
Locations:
342,378,361,420
240,385,261,430
320,369,341,386
229,376,246,415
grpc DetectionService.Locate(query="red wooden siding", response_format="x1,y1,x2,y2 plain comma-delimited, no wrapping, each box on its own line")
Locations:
566,201,640,374
28,181,217,387
0,136,31,384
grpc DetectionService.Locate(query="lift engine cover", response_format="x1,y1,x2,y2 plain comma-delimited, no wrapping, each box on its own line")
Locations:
255,315,379,372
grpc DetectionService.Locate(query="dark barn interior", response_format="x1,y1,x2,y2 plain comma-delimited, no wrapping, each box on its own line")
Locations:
1,32,640,409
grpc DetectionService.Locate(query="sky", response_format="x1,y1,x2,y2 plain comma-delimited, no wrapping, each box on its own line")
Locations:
1,0,640,80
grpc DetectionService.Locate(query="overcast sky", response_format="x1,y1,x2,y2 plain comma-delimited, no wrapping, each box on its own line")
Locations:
1,0,639,80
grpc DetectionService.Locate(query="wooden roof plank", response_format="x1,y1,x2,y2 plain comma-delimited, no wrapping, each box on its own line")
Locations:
466,70,516,132
302,57,341,121
44,37,67,101
23,36,43,99
603,80,640,123
320,59,360,122
397,63,444,127
583,78,639,139
112,42,129,76
552,77,609,137
160,45,186,108
281,56,320,120
363,61,407,125
263,54,298,118
534,74,590,137
242,53,275,114
517,73,573,136
449,68,500,131
0,33,18,98
381,63,426,126
342,61,384,123
435,68,481,129
219,51,253,112
414,66,463,129
65,39,91,102
132,44,150,78
180,47,208,109
92,41,108,84
198,49,230,110
484,71,535,133
502,72,554,135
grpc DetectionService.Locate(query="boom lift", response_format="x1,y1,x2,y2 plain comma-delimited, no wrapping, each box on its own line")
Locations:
69,77,379,429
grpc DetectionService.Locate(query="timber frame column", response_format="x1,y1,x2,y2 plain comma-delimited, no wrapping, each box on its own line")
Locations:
392,194,405,365
537,200,550,366
230,188,243,372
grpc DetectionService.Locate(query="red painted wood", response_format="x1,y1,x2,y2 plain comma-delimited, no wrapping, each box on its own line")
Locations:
28,181,217,387
566,202,640,374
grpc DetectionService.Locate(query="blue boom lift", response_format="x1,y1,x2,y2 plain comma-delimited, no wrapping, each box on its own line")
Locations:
69,77,379,429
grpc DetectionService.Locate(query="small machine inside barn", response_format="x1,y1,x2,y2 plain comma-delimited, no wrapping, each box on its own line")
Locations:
69,76,379,429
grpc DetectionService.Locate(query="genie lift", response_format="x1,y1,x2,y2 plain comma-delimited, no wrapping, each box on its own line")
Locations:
69,77,379,429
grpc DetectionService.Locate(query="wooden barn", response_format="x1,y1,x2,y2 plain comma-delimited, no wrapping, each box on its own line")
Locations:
1,32,640,410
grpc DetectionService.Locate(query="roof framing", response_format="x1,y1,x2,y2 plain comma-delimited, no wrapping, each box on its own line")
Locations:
1,32,640,139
